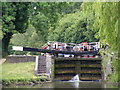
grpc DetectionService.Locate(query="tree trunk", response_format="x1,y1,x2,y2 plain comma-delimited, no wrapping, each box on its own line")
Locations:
2,32,13,58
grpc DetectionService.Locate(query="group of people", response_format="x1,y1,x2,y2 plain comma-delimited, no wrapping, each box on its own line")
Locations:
42,41,100,52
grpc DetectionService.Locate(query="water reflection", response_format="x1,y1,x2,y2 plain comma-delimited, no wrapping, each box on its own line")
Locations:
52,81,102,88
3,81,119,88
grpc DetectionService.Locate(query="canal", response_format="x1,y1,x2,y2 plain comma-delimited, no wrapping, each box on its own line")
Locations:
3,81,119,88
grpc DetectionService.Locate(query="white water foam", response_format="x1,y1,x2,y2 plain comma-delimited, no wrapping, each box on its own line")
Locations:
69,74,80,82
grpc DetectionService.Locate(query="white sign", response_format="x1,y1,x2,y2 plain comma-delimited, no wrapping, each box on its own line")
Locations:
12,46,23,51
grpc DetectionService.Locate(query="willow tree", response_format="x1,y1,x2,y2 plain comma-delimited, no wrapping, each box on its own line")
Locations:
81,2,119,82
81,2,119,51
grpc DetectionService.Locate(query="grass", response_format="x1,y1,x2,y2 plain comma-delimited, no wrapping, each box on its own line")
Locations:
2,62,48,86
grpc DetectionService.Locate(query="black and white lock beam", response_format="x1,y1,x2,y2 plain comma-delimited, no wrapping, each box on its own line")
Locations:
12,46,98,56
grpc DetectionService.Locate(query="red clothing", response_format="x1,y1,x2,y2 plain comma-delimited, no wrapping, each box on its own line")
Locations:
42,46,48,49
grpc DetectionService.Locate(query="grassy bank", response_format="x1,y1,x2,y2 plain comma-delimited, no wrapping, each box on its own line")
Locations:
2,62,48,86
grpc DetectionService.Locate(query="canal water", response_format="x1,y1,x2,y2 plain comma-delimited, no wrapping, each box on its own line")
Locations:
4,81,119,88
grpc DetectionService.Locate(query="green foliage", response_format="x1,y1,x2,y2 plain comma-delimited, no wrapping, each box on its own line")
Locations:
31,12,49,42
30,2,82,42
2,2,30,34
0,30,3,40
81,2,119,82
2,2,31,57
9,2,83,55
2,2,119,83
11,24,36,47
81,2,119,50
0,18,2,40
10,24,43,55
48,10,98,43
110,58,119,82
2,3,16,33
93,2,118,50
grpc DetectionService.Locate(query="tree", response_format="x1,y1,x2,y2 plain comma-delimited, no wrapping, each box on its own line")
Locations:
48,10,98,43
81,2,119,82
81,2,119,50
10,24,42,55
30,2,82,43
2,2,30,57
2,2,82,56
30,12,49,42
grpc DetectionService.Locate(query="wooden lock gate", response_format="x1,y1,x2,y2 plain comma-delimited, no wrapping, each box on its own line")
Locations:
35,55,102,81
54,57,102,81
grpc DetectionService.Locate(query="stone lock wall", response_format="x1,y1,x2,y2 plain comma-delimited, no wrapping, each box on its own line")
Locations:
6,55,36,63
